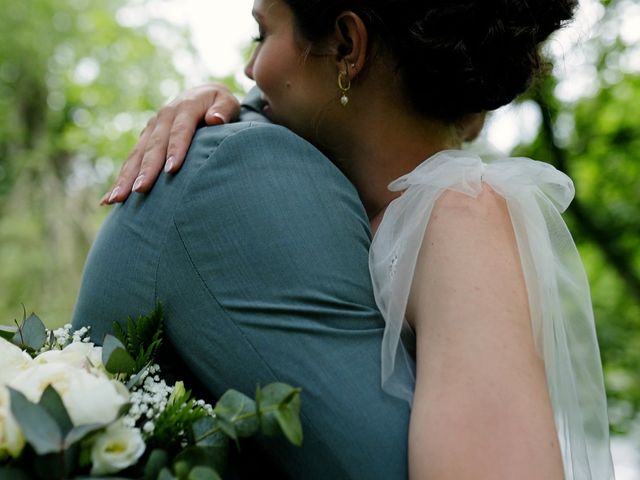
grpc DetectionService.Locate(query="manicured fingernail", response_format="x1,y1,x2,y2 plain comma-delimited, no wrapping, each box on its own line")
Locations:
164,156,175,173
108,186,120,203
132,175,144,192
211,112,226,125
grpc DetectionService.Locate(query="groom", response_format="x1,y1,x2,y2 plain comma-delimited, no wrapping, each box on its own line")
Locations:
72,91,411,479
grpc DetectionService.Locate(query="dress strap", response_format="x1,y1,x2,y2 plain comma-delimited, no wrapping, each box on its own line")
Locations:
369,150,614,479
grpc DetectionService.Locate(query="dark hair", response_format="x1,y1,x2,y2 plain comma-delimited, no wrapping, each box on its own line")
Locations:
283,0,577,120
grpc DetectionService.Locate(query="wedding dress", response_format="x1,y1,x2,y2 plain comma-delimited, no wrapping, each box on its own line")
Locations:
369,150,615,479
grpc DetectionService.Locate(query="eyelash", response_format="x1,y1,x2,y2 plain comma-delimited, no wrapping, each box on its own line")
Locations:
252,24,265,43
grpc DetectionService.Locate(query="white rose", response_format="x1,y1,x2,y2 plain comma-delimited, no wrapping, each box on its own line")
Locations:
0,387,25,458
0,338,33,384
9,363,128,426
64,341,103,369
34,341,104,373
90,421,145,475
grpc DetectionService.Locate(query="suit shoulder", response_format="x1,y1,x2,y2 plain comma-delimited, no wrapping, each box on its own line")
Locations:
192,122,306,148
218,122,318,153
202,123,336,175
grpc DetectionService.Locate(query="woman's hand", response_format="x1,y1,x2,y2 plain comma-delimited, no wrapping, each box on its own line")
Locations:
101,84,241,205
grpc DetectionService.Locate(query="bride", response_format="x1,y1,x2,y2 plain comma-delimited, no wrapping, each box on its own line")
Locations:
103,0,614,477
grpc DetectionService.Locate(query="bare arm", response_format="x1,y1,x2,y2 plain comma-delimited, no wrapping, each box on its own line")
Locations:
406,185,563,479
101,84,241,204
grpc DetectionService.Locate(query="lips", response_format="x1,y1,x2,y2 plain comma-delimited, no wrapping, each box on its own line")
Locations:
262,101,272,118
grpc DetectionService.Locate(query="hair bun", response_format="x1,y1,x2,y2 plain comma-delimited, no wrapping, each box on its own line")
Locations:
390,0,578,119
283,0,578,120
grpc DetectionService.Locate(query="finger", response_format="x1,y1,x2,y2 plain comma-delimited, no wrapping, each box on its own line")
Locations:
164,110,202,174
102,118,156,204
204,93,241,126
99,190,112,206
132,108,176,193
207,111,227,126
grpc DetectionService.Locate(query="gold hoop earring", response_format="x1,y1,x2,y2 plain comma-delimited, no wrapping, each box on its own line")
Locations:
338,70,351,106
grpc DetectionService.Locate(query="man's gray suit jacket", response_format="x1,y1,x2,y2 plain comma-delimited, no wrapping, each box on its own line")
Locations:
72,95,410,479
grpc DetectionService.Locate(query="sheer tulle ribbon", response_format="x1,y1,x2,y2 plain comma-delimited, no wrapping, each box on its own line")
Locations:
369,150,614,479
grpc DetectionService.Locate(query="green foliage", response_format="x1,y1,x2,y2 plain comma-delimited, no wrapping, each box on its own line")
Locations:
3,308,304,478
0,0,202,327
9,387,67,455
102,334,137,375
8,385,105,478
11,312,47,353
113,303,164,373
0,325,17,341
255,383,303,446
134,382,303,479
146,383,209,454
511,0,640,433
196,384,303,447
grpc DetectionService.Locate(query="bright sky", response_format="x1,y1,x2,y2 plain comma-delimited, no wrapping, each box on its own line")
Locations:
137,1,638,476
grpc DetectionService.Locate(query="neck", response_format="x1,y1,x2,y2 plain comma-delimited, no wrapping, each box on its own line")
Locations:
327,93,460,220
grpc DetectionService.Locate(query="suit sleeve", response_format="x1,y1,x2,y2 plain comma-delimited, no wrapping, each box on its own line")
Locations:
156,123,410,479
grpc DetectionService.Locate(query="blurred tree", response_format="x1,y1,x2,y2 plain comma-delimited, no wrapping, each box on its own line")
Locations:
513,0,640,433
0,0,198,325
0,0,637,440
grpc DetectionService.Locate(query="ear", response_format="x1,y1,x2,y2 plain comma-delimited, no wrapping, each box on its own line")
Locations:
333,12,368,79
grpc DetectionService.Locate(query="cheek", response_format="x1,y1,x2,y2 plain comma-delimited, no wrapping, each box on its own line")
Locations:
253,48,295,97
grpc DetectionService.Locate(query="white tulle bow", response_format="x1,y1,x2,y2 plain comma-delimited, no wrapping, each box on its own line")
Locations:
369,150,615,480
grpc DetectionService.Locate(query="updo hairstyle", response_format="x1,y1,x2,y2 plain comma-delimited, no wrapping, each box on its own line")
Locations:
283,0,577,120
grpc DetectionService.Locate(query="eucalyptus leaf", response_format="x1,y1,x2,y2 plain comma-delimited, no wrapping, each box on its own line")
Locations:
0,325,17,341
257,383,302,409
213,415,237,441
158,468,178,480
9,388,63,455
213,389,259,438
257,383,303,444
102,334,126,362
12,313,46,351
174,460,190,478
193,417,228,448
188,466,222,480
65,422,106,447
102,334,136,375
126,362,151,389
144,449,170,480
275,406,303,446
255,385,278,437
192,417,228,472
173,446,224,475
39,385,73,436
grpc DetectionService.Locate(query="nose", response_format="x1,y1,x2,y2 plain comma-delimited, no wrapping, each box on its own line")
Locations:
244,55,255,80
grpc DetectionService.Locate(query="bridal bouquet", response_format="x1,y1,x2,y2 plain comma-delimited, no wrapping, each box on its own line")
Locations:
0,306,302,479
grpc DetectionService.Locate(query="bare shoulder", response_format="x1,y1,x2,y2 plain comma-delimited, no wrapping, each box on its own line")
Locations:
407,182,527,329
418,184,520,280
429,184,512,237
